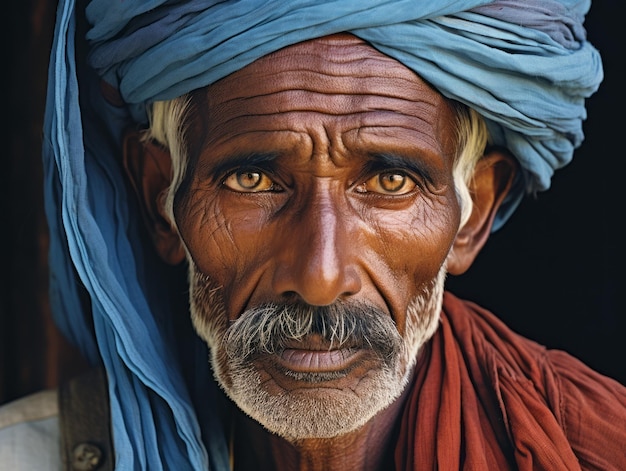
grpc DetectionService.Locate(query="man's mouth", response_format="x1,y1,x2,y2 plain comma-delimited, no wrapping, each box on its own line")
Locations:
277,347,361,373
267,334,365,373
248,332,395,389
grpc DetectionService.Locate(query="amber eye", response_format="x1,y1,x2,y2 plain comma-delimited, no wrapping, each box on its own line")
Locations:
355,171,416,195
223,170,278,192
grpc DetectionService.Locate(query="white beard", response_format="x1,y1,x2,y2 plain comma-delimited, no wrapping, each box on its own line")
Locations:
188,260,446,441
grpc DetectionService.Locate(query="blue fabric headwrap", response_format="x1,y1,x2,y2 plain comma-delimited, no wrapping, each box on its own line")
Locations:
43,0,602,469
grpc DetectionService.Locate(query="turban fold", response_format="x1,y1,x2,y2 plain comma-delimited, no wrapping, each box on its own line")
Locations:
43,1,602,469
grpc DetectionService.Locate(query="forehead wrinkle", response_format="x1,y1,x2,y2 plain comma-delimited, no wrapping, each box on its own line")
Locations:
209,64,440,113
254,35,416,80
202,106,451,171
212,90,439,118
207,36,436,104
205,89,443,145
205,110,443,156
202,128,313,161
354,125,449,157
219,65,430,101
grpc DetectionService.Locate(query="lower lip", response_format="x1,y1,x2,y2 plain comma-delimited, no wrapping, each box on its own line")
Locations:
277,348,361,372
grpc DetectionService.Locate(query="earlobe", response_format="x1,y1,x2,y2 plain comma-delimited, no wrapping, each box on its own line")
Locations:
122,130,186,265
447,148,517,275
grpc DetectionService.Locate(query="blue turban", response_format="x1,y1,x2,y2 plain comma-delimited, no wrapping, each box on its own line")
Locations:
43,0,602,469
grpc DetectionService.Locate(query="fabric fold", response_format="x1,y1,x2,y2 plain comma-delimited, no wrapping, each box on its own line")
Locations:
395,293,626,470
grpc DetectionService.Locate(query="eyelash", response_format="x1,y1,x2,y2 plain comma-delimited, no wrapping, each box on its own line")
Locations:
362,164,424,185
222,167,284,192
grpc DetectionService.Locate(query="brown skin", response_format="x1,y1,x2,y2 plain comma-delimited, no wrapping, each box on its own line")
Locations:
124,34,515,470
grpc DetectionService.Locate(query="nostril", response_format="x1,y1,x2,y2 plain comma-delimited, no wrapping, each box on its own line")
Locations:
280,291,300,303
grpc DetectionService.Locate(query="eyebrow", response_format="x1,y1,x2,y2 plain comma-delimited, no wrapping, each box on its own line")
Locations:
208,152,280,182
366,152,433,182
206,150,435,183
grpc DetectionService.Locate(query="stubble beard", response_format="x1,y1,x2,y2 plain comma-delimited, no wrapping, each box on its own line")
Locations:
188,261,446,441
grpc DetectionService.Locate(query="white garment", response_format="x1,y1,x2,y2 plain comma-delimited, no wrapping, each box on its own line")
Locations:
0,390,61,470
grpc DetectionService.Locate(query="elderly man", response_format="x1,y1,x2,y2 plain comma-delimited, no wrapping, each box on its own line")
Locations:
1,0,625,470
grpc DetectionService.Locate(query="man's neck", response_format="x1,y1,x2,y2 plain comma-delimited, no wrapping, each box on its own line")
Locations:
232,375,413,471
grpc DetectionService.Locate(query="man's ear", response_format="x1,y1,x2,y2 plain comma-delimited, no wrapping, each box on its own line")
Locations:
447,149,517,275
122,130,186,265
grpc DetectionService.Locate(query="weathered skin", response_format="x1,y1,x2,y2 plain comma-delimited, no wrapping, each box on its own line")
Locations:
177,33,461,331
124,33,515,471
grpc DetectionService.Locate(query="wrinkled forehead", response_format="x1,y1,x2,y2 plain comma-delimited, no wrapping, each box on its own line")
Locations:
188,33,458,156
206,33,451,107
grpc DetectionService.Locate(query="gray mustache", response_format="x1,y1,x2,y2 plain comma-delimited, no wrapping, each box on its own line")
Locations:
224,302,402,362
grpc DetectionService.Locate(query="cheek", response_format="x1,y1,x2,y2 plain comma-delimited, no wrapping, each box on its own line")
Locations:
176,190,231,268
175,188,276,303
346,195,460,335
364,194,458,334
365,193,458,288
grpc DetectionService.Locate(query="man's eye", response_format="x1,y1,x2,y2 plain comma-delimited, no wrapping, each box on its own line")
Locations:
223,170,280,192
355,171,416,195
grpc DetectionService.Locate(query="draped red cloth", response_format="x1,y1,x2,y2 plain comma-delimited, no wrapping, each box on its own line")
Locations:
395,292,626,470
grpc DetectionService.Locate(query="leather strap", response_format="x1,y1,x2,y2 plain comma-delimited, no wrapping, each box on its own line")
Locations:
59,368,114,471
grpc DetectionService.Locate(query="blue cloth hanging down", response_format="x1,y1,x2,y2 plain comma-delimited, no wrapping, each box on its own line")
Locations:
42,1,602,469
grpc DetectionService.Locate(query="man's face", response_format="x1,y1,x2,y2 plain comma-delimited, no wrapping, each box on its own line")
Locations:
173,34,462,439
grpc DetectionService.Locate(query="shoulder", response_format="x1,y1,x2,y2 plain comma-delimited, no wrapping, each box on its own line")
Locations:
443,292,626,469
0,389,58,429
547,350,626,469
0,389,61,471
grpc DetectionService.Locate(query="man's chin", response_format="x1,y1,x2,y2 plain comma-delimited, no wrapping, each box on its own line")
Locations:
217,355,410,441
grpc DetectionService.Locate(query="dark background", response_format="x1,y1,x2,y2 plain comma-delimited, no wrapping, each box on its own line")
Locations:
447,0,626,384
1,1,624,406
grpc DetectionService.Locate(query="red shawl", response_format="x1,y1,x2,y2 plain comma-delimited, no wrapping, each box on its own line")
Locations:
395,292,626,470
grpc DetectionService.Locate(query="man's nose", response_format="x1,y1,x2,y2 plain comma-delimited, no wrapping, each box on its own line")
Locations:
271,193,362,306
